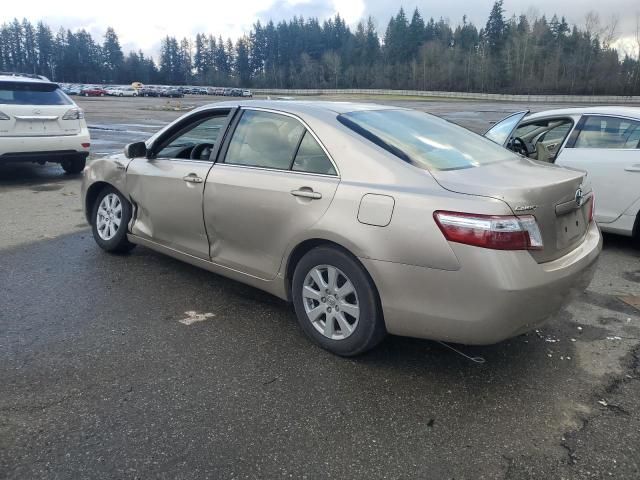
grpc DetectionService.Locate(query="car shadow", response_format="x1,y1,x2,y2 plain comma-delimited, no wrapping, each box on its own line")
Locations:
0,162,80,186
602,231,637,253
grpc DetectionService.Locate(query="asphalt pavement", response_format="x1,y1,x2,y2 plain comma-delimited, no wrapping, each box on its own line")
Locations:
1,96,639,479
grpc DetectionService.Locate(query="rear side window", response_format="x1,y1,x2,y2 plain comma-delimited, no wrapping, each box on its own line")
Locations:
575,116,640,149
0,81,72,105
339,109,516,171
224,110,304,170
292,131,336,175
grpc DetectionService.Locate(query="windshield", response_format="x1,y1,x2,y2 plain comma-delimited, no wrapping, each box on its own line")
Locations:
0,81,73,105
339,109,516,171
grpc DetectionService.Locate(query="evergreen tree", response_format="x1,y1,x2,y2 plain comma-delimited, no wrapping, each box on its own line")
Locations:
103,27,124,82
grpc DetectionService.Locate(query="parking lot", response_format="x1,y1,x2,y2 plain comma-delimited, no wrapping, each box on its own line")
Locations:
1,95,639,479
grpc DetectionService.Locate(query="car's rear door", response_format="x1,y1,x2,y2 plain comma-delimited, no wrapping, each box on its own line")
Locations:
204,108,340,280
556,114,640,224
126,108,232,259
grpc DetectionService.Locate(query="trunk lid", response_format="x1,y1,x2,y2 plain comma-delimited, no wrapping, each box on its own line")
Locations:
431,158,591,263
0,80,81,137
0,104,81,137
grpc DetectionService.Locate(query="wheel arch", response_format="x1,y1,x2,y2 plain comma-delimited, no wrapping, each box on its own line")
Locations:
84,181,120,224
284,238,382,313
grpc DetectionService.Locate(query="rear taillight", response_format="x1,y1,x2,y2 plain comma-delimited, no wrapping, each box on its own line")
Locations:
62,108,84,120
434,211,544,250
588,194,595,223
0,110,9,120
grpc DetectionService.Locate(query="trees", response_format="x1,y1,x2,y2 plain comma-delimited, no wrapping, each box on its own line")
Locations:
102,27,123,82
0,7,636,94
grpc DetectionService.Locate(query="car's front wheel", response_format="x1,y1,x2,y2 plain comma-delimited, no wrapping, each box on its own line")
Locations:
61,157,86,174
91,187,136,253
292,246,386,356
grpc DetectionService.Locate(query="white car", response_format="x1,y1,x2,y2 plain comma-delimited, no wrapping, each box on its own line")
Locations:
486,106,640,244
0,73,90,173
112,87,139,97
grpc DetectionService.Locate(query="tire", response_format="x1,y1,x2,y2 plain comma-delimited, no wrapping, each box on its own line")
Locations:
90,186,136,254
292,246,386,356
633,214,640,250
61,157,86,174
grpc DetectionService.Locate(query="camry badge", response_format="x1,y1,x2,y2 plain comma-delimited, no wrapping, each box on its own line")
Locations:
575,188,584,207
514,205,537,212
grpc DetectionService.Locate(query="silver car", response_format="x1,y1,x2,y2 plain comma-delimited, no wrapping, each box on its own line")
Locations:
82,101,602,356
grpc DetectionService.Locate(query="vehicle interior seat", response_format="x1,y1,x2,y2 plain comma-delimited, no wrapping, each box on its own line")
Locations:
535,142,550,162
242,121,292,169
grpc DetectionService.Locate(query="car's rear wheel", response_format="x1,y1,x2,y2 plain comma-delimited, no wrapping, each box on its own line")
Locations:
61,157,86,174
292,246,386,356
91,187,136,254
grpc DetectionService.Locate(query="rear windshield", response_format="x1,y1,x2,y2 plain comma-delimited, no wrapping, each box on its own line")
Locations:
0,81,72,105
338,109,516,171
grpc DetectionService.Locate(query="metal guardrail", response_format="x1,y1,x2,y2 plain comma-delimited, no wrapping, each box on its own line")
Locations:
252,88,640,104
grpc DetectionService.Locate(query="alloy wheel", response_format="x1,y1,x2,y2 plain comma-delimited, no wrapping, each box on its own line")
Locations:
302,264,360,340
96,193,122,241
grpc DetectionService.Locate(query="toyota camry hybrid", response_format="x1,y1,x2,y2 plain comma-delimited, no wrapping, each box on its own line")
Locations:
82,101,602,356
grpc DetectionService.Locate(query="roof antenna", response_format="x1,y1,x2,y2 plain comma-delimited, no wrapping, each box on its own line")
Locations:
437,341,486,364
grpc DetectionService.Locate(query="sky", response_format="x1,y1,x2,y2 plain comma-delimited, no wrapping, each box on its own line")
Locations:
2,0,638,58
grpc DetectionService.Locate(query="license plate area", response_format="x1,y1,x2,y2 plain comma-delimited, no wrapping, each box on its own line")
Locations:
556,208,587,249
14,118,65,136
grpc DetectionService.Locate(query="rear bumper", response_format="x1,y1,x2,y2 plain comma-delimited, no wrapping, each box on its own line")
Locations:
361,221,602,345
0,130,90,163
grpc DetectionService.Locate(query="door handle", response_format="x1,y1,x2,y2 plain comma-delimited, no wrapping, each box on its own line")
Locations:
291,188,322,199
624,164,640,172
183,174,204,183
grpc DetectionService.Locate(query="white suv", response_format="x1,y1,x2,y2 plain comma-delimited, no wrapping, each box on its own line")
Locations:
0,73,90,173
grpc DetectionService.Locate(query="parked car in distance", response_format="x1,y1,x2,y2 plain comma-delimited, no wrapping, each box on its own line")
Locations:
80,86,107,97
486,106,640,245
160,88,184,98
82,101,601,356
241,89,253,97
139,87,160,97
112,86,139,97
62,85,81,95
0,72,90,173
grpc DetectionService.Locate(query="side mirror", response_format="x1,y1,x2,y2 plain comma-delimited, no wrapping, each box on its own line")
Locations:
124,142,147,159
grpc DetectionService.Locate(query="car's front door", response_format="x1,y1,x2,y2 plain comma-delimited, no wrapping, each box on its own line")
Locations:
556,115,640,224
484,110,529,146
204,108,340,280
126,109,231,258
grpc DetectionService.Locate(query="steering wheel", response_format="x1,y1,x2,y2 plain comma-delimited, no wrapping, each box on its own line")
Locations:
511,137,532,156
190,143,214,160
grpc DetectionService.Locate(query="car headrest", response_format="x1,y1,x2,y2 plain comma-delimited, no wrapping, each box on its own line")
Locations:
245,122,285,153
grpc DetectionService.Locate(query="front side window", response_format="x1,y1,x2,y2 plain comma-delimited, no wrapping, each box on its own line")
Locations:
224,110,305,170
574,116,640,149
340,109,516,171
156,114,228,160
0,81,72,105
